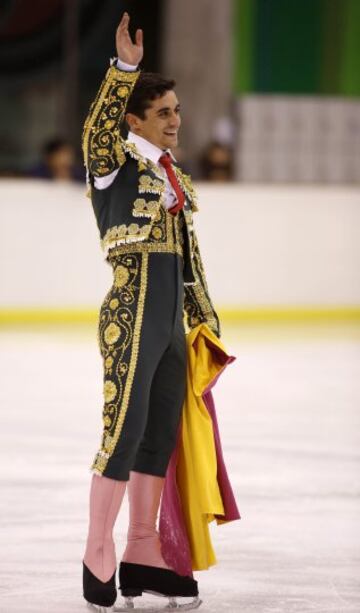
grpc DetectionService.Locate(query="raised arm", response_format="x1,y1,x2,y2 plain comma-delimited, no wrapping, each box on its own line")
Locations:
82,13,143,179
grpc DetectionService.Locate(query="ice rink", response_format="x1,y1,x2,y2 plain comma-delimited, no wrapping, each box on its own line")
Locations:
0,323,359,613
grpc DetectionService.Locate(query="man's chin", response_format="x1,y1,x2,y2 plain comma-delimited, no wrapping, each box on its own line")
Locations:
163,135,178,148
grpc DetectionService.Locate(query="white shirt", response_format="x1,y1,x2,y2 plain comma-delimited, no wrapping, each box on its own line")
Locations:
93,59,178,210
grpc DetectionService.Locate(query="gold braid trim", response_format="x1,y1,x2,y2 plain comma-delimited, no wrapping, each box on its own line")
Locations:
174,166,199,212
107,253,148,458
132,198,161,220
92,252,149,474
191,283,219,334
184,229,220,336
107,241,183,258
82,67,140,177
122,141,165,181
101,223,152,255
138,174,165,195
106,208,184,260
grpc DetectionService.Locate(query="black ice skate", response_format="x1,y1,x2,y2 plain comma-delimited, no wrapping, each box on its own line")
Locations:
83,561,117,612
115,562,202,611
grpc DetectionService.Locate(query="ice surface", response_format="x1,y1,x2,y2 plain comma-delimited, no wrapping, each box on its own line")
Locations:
0,324,359,613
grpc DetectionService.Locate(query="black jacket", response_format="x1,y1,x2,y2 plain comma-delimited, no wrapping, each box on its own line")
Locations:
82,64,220,337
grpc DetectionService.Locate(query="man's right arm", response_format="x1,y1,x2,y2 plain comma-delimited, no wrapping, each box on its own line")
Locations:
82,65,139,179
82,12,143,181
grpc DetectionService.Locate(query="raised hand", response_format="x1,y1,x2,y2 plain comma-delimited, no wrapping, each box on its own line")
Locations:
116,12,143,66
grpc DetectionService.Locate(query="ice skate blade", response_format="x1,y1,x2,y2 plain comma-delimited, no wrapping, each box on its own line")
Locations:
114,595,202,611
86,601,114,612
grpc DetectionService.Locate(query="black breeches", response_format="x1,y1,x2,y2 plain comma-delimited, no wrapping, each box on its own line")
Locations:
92,252,186,481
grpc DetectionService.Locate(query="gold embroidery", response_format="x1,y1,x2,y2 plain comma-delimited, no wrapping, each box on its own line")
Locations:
114,265,130,288
174,211,185,251
104,434,113,449
82,67,139,177
92,252,149,474
105,356,114,370
121,141,165,181
114,141,127,167
92,451,109,475
122,142,161,177
104,322,121,345
105,119,116,130
174,166,199,212
122,141,139,159
139,174,165,195
104,380,117,403
110,253,148,455
191,283,219,333
108,240,183,259
132,198,160,219
147,158,166,180
117,85,130,98
152,227,163,239
183,228,220,337
103,200,184,261
101,223,152,254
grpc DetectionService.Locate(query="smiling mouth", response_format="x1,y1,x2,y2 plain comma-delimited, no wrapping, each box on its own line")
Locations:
164,131,177,136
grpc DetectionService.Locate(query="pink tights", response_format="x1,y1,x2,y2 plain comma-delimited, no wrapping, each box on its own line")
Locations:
122,471,170,569
83,471,170,583
83,474,126,582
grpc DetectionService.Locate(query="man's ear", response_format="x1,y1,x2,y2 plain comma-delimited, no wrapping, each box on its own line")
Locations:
125,112,142,132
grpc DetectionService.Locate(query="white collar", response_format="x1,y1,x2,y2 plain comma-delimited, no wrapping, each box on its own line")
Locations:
127,131,176,165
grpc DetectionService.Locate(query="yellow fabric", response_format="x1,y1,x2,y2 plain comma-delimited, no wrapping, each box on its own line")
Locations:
177,323,232,571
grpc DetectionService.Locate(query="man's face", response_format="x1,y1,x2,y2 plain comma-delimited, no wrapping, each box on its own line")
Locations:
127,90,181,150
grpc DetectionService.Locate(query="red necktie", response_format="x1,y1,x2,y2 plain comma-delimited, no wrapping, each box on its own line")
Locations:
159,153,185,214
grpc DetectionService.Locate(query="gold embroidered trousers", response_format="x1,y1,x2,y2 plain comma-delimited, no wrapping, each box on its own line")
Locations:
92,210,187,481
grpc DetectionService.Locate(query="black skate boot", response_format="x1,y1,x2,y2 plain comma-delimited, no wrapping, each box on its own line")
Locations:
83,561,117,611
117,562,202,610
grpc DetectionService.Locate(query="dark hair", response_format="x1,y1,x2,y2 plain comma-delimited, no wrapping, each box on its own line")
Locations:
43,138,71,157
126,72,176,119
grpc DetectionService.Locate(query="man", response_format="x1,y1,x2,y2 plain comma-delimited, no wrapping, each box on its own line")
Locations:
82,12,219,611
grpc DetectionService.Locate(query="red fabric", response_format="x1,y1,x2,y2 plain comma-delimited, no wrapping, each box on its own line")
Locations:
159,336,240,576
159,153,185,214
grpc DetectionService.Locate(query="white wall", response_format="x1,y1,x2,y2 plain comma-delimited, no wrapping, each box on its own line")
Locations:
0,179,359,308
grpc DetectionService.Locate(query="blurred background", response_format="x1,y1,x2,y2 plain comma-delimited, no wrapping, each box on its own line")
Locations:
0,2,359,612
1,0,360,182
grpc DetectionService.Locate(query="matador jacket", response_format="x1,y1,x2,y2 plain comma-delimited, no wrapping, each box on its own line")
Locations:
82,64,220,337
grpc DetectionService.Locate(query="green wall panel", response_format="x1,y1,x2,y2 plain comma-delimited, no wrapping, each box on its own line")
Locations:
319,0,344,95
340,0,360,96
233,0,256,93
255,0,322,94
233,0,360,97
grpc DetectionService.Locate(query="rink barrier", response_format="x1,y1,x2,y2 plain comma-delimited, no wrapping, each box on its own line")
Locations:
0,307,360,326
1,181,360,308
